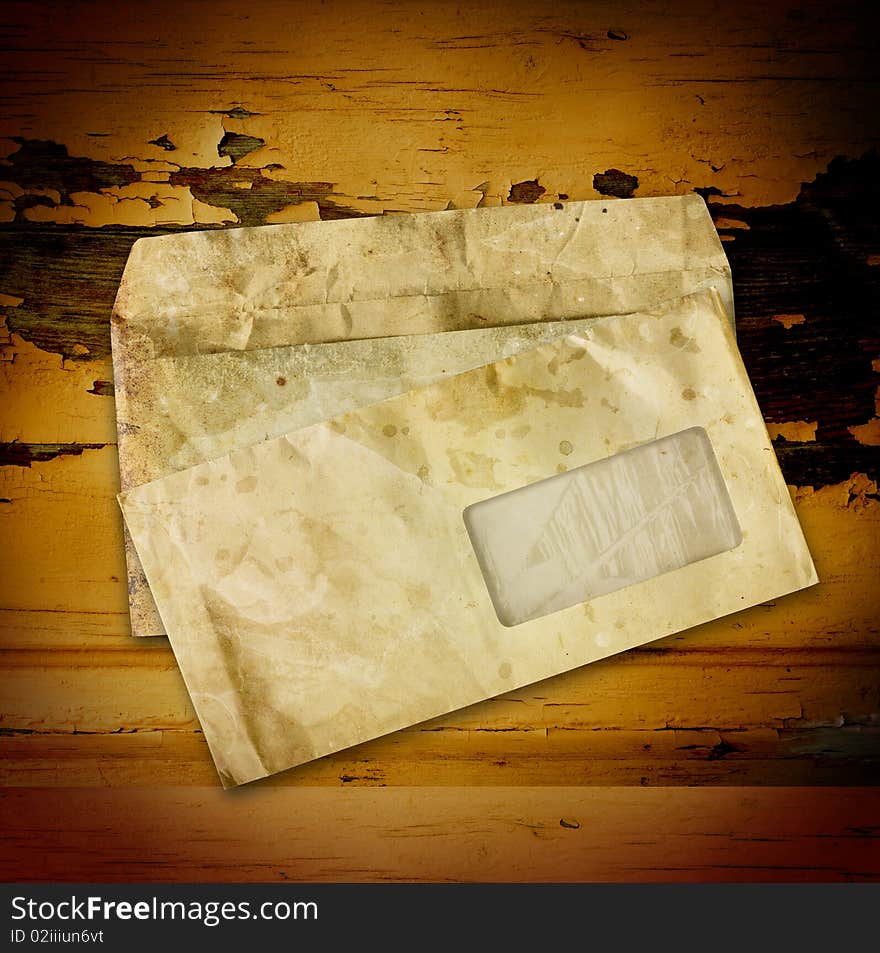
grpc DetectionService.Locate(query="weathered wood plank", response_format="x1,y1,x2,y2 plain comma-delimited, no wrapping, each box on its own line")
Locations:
2,649,876,734
1,725,877,787
1,786,877,881
3,1,877,205
0,449,129,616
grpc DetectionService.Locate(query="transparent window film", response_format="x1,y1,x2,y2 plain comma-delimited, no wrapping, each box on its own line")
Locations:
463,427,743,627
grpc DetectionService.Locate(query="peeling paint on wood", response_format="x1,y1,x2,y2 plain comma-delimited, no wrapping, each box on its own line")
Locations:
0,441,109,467
2,138,139,203
593,169,639,198
508,179,546,203
168,164,341,225
3,148,877,484
87,380,114,397
147,134,176,152
217,132,266,164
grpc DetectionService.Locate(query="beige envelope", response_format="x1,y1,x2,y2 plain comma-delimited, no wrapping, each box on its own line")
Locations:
112,195,733,637
119,289,816,787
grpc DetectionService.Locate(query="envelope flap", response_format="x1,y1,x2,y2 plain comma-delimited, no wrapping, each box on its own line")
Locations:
111,195,730,356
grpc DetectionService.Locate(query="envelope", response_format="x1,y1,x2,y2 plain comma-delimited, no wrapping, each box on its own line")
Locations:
112,195,733,637
119,289,817,787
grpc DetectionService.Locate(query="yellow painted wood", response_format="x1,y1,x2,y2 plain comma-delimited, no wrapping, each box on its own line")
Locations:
1,787,877,882
0,0,877,880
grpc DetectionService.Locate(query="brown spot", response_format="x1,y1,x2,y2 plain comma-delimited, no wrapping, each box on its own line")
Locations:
559,439,573,455
498,661,512,679
276,376,286,386
682,387,697,400
593,168,638,198
669,327,700,353
447,449,500,489
772,313,806,330
235,475,258,493
524,384,584,408
401,426,410,435
417,464,431,482
382,424,397,437
508,179,545,204
196,476,209,486
548,345,587,377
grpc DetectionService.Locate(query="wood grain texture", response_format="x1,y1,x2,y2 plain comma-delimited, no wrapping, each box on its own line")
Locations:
0,0,878,881
2,787,878,882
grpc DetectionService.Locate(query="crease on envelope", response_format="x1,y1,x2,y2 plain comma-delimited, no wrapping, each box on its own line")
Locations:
112,195,733,637
119,289,817,787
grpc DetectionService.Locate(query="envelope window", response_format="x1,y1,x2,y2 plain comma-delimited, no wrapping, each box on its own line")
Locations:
463,427,743,627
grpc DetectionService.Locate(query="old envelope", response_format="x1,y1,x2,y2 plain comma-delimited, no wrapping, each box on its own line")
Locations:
112,194,732,637
119,289,817,787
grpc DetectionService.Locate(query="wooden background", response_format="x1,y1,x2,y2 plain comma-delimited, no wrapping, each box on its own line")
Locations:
1,0,878,881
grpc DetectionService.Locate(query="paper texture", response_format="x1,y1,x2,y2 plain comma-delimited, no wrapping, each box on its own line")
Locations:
111,195,733,637
119,289,817,787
